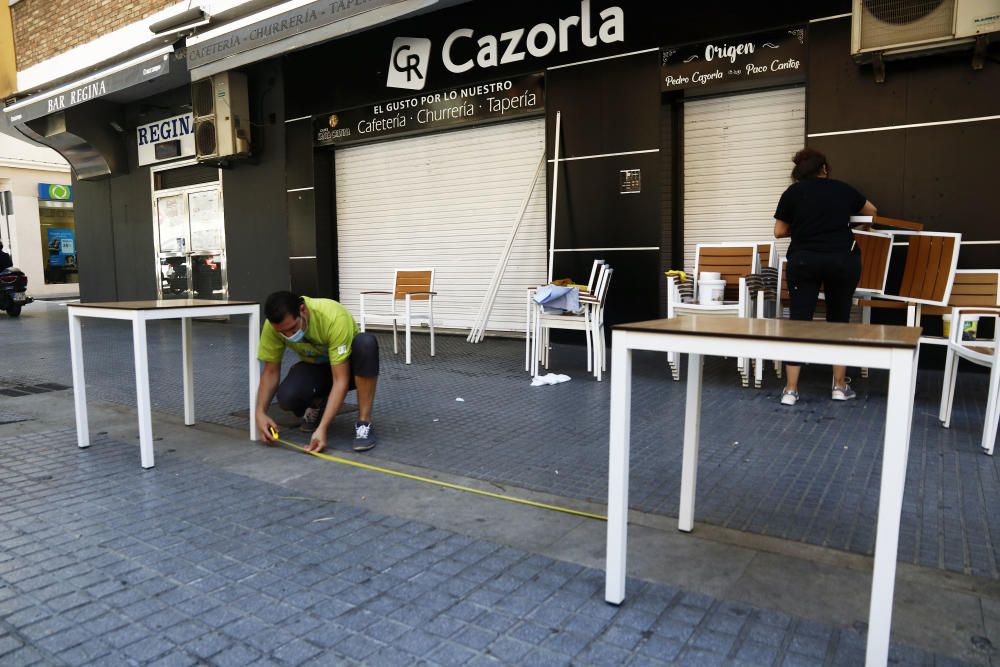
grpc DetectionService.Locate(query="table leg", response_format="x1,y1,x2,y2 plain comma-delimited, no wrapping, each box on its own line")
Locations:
679,353,703,532
248,309,260,442
182,317,195,426
605,332,632,604
68,312,89,449
132,316,155,469
865,347,916,666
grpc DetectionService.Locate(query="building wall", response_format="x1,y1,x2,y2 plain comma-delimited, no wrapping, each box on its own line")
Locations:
0,133,74,297
10,0,176,70
73,62,288,304
807,17,1000,272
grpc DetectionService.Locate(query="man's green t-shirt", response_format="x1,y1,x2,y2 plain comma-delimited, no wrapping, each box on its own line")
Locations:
258,297,359,365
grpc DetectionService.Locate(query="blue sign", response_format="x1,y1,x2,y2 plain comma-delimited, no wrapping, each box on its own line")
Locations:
47,229,75,267
38,183,73,201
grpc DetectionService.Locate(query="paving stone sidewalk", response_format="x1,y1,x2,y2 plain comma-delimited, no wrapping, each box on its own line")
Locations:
3,303,999,579
0,428,971,666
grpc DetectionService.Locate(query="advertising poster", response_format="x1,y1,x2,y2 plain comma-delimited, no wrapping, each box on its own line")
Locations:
47,228,76,267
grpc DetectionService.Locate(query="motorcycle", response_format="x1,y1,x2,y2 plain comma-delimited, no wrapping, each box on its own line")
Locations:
0,267,32,317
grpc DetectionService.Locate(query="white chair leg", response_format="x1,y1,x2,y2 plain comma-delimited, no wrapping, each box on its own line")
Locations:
942,350,960,429
392,320,398,355
525,293,532,372
861,304,871,378
429,301,435,357
533,318,543,378
982,364,1000,455
405,297,412,365
939,346,956,424
585,308,593,374
596,324,606,381
543,327,550,369
754,291,764,389
774,360,782,379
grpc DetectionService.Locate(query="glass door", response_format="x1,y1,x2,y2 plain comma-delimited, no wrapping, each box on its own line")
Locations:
155,184,227,300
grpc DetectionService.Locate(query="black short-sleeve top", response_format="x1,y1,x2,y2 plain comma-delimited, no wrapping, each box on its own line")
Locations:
774,178,866,255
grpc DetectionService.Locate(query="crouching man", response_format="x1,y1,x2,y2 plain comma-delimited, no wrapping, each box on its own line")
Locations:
255,290,378,453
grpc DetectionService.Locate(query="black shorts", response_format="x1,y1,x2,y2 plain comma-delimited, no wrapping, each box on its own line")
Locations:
275,332,379,415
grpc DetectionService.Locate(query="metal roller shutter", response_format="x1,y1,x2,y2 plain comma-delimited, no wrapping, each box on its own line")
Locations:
334,118,547,334
682,87,805,271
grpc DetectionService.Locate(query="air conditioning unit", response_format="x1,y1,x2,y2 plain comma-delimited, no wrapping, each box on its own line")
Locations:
853,0,1000,58
191,71,251,161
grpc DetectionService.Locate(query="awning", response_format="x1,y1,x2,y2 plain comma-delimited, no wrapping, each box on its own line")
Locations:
4,46,174,125
186,0,448,81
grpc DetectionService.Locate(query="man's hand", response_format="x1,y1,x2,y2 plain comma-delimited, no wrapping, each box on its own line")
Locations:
306,427,327,453
257,412,279,444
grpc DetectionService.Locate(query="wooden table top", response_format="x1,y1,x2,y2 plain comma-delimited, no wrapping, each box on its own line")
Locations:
614,316,921,349
68,299,258,311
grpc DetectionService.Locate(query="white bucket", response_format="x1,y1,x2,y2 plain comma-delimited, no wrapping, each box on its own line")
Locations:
699,279,726,305
700,271,721,282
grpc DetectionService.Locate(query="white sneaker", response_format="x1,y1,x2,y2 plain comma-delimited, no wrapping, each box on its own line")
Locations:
780,389,799,406
831,384,856,401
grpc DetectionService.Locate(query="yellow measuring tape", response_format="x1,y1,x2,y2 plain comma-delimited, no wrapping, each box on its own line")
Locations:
267,427,607,521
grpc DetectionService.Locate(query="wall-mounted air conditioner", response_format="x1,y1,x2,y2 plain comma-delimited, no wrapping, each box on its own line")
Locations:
191,71,251,161
852,0,1000,58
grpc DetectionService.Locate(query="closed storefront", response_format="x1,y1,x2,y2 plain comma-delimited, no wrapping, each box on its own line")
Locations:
682,86,804,269
334,118,546,332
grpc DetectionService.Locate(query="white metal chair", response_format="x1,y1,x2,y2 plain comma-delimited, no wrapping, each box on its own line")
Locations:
525,259,604,372
666,243,758,384
359,269,436,364
532,263,613,381
939,305,999,455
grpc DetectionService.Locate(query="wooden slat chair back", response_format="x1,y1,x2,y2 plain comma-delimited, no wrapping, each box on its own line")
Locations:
898,232,961,305
856,232,962,329
853,230,893,294
695,244,758,302
393,270,434,303
924,271,1000,316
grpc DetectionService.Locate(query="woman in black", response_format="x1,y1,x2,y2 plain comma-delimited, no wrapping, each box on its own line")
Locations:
774,148,877,406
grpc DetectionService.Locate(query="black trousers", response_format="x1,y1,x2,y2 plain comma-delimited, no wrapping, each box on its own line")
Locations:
785,249,861,368
276,332,379,416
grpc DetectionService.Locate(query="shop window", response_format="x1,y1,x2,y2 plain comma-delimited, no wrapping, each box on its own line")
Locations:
39,203,77,284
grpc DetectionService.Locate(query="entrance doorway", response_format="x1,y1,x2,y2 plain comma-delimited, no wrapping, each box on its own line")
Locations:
152,164,226,300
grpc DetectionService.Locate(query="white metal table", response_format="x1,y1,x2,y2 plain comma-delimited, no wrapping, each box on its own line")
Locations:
604,316,921,667
67,299,261,469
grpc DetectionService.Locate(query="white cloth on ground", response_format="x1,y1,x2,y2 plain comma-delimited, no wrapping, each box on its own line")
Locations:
530,373,571,387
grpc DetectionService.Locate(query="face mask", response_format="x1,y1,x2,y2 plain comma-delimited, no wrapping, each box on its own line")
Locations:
280,314,306,343
282,328,305,343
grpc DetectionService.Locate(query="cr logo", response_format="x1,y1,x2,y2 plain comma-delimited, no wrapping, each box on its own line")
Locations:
386,37,431,90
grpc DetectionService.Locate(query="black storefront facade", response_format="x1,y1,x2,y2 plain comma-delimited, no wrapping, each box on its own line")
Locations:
9,0,998,332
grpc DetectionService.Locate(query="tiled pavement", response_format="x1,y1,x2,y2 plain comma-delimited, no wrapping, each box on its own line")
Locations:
0,428,968,666
3,303,998,579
